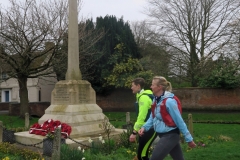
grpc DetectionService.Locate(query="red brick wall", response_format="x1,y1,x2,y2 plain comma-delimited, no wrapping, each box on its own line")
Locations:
1,88,240,116
8,102,50,117
173,88,240,110
0,102,9,110
96,88,240,111
97,88,135,112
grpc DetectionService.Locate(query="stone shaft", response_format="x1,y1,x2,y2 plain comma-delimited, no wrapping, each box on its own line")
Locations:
65,0,82,80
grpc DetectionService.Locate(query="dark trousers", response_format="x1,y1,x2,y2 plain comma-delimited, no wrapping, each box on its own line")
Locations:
150,132,184,160
138,128,157,160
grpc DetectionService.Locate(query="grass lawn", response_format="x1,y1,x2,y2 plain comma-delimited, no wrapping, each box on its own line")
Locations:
178,123,240,160
107,111,240,160
0,115,39,129
0,111,240,160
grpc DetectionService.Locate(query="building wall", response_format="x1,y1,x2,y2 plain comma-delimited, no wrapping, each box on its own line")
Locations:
0,78,18,102
28,87,39,102
1,89,11,102
0,77,56,103
38,75,57,102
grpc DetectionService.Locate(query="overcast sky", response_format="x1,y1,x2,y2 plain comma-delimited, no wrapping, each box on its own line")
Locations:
0,0,148,23
80,0,148,22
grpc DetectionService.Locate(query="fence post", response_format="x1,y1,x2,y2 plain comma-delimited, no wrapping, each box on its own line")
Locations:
0,121,3,143
188,114,193,136
25,113,29,130
52,127,61,160
126,112,130,124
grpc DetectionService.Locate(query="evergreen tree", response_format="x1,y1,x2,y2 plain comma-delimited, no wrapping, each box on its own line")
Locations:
93,15,140,94
54,19,104,82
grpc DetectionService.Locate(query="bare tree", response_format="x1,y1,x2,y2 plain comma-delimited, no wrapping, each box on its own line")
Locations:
145,0,240,86
223,17,240,60
0,0,71,117
131,20,170,77
131,20,159,49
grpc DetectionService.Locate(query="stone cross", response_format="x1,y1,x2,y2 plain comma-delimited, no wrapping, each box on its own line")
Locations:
65,0,82,80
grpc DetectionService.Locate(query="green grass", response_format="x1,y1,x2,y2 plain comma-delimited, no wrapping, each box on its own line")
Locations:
1,111,239,129
106,111,240,160
182,111,240,123
106,111,240,127
0,115,39,129
175,141,240,160
184,123,240,159
1,112,240,160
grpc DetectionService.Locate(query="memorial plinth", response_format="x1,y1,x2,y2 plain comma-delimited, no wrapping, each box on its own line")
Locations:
38,80,114,137
14,80,123,148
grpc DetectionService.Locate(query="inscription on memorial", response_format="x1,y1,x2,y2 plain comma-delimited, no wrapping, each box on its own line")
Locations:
78,85,89,103
53,87,70,103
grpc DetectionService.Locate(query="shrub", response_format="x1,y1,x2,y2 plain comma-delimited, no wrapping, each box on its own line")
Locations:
60,144,85,160
0,142,42,160
117,125,133,148
198,56,240,89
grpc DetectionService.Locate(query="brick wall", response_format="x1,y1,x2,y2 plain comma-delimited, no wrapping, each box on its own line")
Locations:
97,88,135,112
1,88,240,117
8,102,50,117
0,102,9,110
173,88,240,111
96,88,240,112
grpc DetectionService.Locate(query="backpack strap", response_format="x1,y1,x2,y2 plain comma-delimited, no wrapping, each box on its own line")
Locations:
151,100,157,118
162,96,182,114
160,96,182,127
137,93,154,102
173,96,182,114
136,93,154,122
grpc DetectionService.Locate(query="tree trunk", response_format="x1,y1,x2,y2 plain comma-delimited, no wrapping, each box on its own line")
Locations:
18,76,29,118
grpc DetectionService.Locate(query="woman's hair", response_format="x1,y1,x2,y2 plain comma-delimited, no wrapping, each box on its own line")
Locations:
153,76,172,91
132,77,145,88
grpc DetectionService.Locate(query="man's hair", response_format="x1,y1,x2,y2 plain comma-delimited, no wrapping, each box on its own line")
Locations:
132,77,145,88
